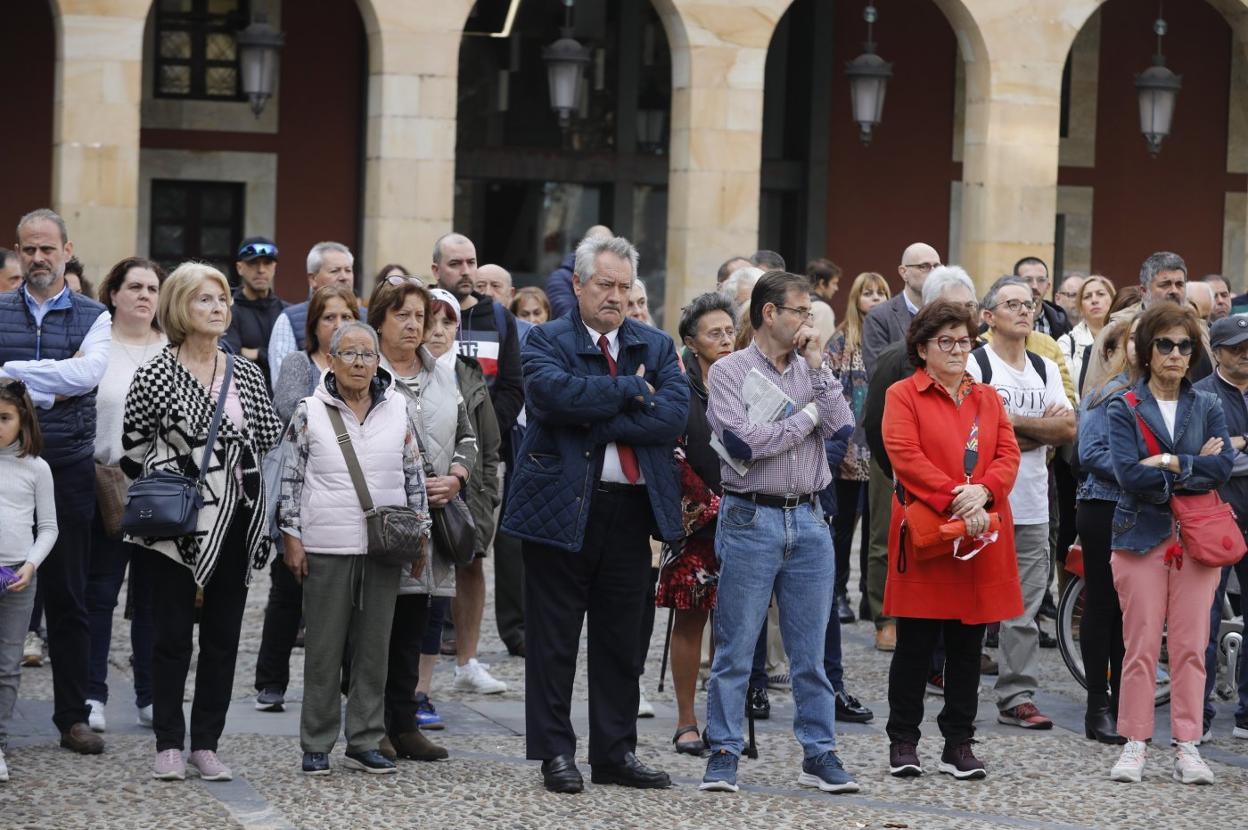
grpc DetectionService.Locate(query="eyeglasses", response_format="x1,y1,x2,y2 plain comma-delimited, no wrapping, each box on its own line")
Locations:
927,336,975,353
775,305,814,321
903,262,941,274
1056,290,1079,299
1153,337,1193,356
333,350,380,365
237,242,279,260
386,275,423,287
701,327,736,342
991,298,1037,314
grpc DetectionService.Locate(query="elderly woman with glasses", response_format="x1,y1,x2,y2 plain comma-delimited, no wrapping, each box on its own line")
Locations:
881,299,1022,782
276,321,431,777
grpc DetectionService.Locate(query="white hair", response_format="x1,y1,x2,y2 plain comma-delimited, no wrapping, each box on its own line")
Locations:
719,266,764,305
307,241,353,274
632,276,647,298
328,321,379,353
922,265,976,305
574,235,639,284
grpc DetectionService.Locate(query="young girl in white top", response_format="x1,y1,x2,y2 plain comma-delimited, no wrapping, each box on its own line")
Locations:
0,379,58,783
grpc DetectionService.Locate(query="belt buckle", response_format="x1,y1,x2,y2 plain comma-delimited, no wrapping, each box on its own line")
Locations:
782,493,801,509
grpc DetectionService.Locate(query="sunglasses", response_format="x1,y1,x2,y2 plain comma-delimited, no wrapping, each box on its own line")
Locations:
238,242,279,260
386,275,424,287
1153,337,1194,356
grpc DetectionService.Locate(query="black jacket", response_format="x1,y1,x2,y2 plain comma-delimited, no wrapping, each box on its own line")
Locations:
1193,369,1248,532
225,287,287,389
458,292,524,434
863,339,914,480
1036,300,1071,340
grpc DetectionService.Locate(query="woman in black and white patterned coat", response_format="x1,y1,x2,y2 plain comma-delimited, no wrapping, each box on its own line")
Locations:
120,262,282,784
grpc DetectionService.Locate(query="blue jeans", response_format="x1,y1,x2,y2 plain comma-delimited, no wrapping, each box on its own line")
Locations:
1203,562,1248,724
707,495,837,758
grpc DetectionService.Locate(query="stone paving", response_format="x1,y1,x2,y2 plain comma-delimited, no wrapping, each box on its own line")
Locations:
6,554,1247,829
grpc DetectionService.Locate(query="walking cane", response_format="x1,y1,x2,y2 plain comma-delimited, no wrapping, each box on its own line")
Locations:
657,608,675,692
745,703,758,759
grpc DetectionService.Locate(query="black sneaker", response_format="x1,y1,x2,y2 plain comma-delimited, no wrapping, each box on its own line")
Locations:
985,629,999,649
889,741,922,777
938,740,987,780
344,749,398,774
302,752,330,775
1038,628,1058,649
747,686,770,720
255,688,285,712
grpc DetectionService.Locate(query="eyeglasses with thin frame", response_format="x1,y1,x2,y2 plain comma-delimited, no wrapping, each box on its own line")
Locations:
1153,337,1193,357
775,305,814,322
903,262,941,274
991,298,1037,314
386,275,423,287
333,350,380,365
927,336,975,353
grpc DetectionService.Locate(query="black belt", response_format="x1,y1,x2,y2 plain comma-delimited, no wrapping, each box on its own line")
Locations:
724,490,817,509
596,481,647,495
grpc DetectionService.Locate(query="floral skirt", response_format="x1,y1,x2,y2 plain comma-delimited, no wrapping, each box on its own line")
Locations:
655,537,718,611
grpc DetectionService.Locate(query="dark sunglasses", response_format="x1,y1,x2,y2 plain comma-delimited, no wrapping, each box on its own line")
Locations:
1153,337,1193,356
237,242,279,260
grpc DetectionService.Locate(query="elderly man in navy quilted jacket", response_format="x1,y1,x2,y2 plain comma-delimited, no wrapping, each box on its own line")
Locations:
501,234,689,795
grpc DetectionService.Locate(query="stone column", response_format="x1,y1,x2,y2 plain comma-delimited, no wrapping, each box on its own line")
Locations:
358,0,473,294
659,0,791,323
52,0,149,281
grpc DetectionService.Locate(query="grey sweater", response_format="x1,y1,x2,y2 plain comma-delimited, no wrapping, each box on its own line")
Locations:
0,443,57,568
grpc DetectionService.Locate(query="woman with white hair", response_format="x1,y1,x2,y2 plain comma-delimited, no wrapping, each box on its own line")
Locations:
719,266,764,318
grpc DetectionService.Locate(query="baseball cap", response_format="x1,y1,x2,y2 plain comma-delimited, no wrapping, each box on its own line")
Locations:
1210,314,1248,349
237,236,279,261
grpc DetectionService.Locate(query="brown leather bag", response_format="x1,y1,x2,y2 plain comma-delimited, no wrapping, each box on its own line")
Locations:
95,463,128,539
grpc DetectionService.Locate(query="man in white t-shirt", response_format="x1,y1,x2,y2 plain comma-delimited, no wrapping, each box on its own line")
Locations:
969,276,1076,730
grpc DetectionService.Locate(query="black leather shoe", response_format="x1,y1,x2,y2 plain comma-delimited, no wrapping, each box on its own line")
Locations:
835,689,874,724
1038,628,1058,649
858,596,873,622
835,593,856,624
747,686,770,720
673,724,708,757
540,754,583,793
590,752,672,789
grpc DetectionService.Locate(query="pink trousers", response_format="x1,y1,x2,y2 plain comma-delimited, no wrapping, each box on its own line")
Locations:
1111,536,1220,743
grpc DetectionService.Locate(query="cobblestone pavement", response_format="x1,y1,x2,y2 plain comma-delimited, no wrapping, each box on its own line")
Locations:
7,553,1247,829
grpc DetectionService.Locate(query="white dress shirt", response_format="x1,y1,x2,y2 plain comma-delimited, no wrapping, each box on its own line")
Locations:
268,311,297,386
586,323,646,485
0,285,112,409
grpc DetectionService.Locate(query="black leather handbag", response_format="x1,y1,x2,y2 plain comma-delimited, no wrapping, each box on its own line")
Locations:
122,355,234,539
412,425,476,567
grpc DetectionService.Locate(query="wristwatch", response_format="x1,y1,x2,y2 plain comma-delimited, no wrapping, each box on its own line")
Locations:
1161,453,1172,468
453,472,468,490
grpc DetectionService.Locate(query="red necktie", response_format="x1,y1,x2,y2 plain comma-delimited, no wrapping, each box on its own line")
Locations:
598,334,641,484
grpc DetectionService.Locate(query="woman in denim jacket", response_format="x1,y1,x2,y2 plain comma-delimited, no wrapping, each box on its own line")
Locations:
1074,315,1137,746
1104,304,1234,785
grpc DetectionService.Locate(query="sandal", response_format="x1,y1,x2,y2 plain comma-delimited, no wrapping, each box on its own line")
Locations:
673,724,708,757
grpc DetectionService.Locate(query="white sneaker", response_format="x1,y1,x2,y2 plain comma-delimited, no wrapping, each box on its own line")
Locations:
452,659,507,694
1173,741,1215,785
137,704,153,727
86,699,106,733
1233,723,1248,740
1110,740,1146,783
637,685,655,718
21,632,42,667
767,672,792,691
0,747,8,782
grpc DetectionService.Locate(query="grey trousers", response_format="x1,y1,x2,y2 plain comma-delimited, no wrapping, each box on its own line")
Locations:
300,554,400,754
866,459,894,628
995,522,1050,711
0,574,36,746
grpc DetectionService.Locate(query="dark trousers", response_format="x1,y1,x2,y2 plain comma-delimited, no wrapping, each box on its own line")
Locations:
27,580,43,634
524,486,652,764
1054,456,1079,564
385,593,431,735
253,557,303,693
86,513,153,707
1076,499,1124,704
421,596,449,656
1204,558,1248,723
44,461,96,732
832,478,869,596
887,617,985,745
494,469,526,651
823,591,844,693
149,517,250,752
638,566,659,676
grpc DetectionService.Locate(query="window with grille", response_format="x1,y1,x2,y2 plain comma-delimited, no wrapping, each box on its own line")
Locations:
154,0,249,101
150,180,245,275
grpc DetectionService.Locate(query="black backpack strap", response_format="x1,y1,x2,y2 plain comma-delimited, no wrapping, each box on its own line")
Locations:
1078,343,1093,397
971,346,992,385
1025,350,1047,386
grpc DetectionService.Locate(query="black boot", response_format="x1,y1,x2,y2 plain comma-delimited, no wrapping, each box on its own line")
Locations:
1085,692,1126,745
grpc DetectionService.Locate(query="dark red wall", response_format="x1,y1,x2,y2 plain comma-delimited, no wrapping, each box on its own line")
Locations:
142,0,366,300
1080,0,1232,284
824,0,959,319
0,1,54,240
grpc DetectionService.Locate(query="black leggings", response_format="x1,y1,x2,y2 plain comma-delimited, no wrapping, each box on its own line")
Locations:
832,478,869,596
1075,498,1124,705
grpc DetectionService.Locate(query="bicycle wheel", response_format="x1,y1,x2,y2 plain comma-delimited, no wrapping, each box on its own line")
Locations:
1057,577,1087,690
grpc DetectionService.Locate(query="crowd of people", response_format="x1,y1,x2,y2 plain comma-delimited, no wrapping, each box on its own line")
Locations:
0,206,1244,798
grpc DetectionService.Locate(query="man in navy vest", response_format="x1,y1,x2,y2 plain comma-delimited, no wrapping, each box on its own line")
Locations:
0,209,109,754
265,241,355,385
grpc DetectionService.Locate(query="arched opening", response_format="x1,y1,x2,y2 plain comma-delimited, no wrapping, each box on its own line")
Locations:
0,0,55,231
139,0,368,296
1056,0,1239,287
759,0,962,320
454,0,673,322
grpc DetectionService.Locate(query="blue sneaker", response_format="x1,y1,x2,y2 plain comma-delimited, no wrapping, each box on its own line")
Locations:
302,752,330,775
415,693,444,730
699,749,740,792
798,750,860,793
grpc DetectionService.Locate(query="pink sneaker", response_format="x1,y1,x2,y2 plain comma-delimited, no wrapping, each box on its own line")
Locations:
188,749,233,781
152,749,186,781
997,702,1053,730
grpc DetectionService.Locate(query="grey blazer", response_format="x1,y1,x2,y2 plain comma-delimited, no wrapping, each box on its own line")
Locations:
862,293,915,377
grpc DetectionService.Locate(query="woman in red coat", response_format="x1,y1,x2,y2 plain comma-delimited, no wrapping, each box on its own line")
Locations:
881,299,1023,782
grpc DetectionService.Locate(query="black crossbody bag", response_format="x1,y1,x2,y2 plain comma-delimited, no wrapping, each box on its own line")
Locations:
122,354,234,539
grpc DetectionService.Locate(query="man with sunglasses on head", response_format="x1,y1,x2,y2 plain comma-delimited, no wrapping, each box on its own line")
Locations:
266,242,356,386
225,237,286,391
968,276,1075,732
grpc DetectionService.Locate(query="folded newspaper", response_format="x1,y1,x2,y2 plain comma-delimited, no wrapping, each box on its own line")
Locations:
711,368,796,476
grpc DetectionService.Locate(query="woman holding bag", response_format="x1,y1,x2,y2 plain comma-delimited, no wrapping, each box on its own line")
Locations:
1104,303,1235,785
881,299,1022,781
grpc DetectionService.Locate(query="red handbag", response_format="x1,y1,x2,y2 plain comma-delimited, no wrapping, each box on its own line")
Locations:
1123,391,1247,568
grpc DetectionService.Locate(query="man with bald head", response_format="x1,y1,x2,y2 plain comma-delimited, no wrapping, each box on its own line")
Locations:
1186,280,1214,321
861,242,941,376
476,264,515,307
547,225,613,318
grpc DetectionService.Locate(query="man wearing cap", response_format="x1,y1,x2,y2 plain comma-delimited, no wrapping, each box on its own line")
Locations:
1193,314,1248,740
225,237,286,390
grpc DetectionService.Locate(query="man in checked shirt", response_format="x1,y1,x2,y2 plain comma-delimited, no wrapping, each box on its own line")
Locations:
699,269,859,795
